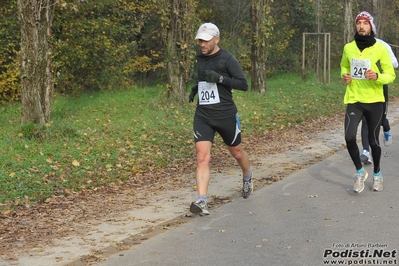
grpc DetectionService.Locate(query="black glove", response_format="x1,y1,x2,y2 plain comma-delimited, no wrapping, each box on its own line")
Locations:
205,70,221,83
188,85,198,102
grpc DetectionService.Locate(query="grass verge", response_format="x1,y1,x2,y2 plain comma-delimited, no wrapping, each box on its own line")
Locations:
1,70,399,208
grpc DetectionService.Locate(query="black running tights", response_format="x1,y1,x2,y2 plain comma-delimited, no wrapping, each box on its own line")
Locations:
345,102,383,174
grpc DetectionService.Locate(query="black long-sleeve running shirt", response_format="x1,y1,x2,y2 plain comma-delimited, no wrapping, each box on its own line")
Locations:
195,49,248,119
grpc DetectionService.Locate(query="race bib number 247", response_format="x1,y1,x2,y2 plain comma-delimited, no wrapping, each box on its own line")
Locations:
351,58,371,79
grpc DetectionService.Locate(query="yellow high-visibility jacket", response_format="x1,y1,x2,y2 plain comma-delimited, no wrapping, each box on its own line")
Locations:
340,41,396,104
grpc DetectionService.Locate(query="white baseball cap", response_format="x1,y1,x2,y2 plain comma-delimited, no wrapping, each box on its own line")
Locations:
195,23,220,41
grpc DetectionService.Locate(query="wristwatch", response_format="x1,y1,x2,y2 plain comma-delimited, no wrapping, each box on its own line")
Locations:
219,75,224,83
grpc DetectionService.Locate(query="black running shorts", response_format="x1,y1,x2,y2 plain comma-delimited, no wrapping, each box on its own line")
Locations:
193,113,242,147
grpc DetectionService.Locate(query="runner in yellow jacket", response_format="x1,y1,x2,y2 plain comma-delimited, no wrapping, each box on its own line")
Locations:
340,11,396,193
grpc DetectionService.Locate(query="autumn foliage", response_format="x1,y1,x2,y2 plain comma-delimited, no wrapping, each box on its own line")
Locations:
2,0,399,102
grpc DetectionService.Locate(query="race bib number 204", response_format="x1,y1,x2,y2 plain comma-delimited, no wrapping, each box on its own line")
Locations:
351,58,371,79
198,81,220,105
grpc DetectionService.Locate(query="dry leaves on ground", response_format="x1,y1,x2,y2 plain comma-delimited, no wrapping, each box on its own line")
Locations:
0,109,350,260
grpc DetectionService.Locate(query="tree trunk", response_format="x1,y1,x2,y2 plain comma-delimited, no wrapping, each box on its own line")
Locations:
165,0,197,104
372,0,383,38
250,0,269,93
18,0,54,125
344,0,354,44
316,0,322,79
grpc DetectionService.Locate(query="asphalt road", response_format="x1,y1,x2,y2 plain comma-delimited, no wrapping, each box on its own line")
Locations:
97,125,399,266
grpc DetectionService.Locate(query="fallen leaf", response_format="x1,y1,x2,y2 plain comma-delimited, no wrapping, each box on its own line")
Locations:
2,210,12,215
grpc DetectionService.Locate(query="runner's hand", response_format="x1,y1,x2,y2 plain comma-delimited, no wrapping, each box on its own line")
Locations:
189,85,198,102
205,70,221,83
342,73,352,84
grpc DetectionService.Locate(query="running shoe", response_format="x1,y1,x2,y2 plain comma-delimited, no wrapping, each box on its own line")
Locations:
190,199,209,215
372,172,383,192
242,178,253,199
353,170,368,193
383,131,392,147
360,149,372,165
